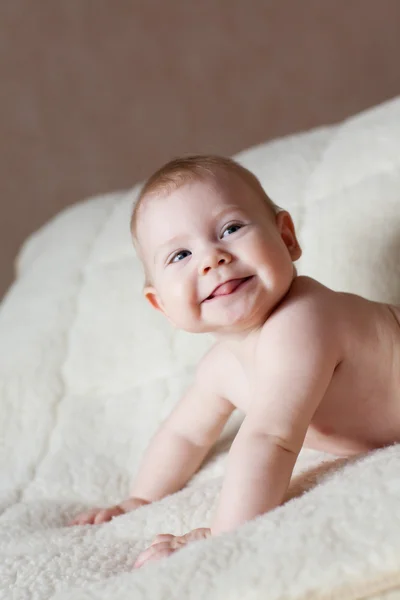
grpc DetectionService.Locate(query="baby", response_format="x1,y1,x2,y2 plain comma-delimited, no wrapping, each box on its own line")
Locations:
70,155,400,568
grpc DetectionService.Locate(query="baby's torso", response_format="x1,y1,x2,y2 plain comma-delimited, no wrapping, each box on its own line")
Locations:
213,279,400,456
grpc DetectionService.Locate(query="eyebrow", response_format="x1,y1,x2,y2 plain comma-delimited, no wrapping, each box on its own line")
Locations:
153,205,247,263
154,235,191,263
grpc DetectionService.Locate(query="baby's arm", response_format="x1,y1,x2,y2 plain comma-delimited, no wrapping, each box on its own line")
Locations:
70,354,234,525
129,372,234,502
211,297,340,535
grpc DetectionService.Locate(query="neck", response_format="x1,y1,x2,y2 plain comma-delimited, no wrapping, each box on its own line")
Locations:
212,323,262,347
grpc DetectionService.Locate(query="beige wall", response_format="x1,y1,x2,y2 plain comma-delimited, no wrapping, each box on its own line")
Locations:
1,0,400,299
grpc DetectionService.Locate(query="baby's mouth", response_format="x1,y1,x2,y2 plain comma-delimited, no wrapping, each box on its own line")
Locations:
204,276,253,301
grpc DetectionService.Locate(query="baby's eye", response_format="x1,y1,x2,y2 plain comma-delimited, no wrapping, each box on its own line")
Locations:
221,223,243,238
169,249,191,264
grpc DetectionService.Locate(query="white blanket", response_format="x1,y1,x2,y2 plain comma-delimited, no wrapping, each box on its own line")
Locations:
1,96,400,600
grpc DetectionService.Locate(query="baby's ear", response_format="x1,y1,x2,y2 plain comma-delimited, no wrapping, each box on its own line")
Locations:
276,211,302,261
143,286,165,313
144,286,177,327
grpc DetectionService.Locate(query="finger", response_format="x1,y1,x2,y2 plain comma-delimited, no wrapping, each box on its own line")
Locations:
94,510,111,525
151,534,175,546
110,506,125,520
75,515,94,526
71,508,101,525
68,511,95,526
134,542,175,569
95,506,125,524
181,528,211,542
134,547,176,569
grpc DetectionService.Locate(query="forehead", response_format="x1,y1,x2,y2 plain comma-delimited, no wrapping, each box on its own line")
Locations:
135,174,265,262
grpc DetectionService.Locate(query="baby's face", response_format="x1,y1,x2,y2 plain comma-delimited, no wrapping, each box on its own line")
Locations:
136,174,301,335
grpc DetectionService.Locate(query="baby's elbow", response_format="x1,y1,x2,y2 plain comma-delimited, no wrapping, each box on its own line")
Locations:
239,427,301,457
259,432,300,455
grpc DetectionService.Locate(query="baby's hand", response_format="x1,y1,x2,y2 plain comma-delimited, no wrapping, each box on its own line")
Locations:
69,497,149,526
134,528,211,569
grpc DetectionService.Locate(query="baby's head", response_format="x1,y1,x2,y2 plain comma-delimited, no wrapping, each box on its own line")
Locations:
131,155,301,336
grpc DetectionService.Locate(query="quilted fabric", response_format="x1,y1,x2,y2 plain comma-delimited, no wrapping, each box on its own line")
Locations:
1,96,400,600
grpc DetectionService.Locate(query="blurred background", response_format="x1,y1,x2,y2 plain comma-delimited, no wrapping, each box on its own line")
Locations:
1,0,400,299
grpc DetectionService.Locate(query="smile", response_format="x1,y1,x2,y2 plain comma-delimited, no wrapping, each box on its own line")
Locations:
203,276,254,302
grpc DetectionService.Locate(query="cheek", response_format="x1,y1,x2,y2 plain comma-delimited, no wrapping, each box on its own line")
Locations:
241,235,275,264
244,235,292,279
159,269,195,308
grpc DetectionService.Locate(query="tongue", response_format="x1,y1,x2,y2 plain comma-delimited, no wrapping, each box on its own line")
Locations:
212,278,245,297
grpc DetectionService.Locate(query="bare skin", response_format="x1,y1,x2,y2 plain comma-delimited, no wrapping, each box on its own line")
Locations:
69,171,400,568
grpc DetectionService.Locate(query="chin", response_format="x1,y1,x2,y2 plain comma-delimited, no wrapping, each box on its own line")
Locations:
203,292,272,332
174,320,210,334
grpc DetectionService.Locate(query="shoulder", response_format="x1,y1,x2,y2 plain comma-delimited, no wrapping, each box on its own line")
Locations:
257,276,341,360
268,276,337,327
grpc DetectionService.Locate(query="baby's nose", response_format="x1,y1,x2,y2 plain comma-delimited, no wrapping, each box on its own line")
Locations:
200,249,232,275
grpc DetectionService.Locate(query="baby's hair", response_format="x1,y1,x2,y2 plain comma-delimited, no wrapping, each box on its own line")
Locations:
130,154,279,241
